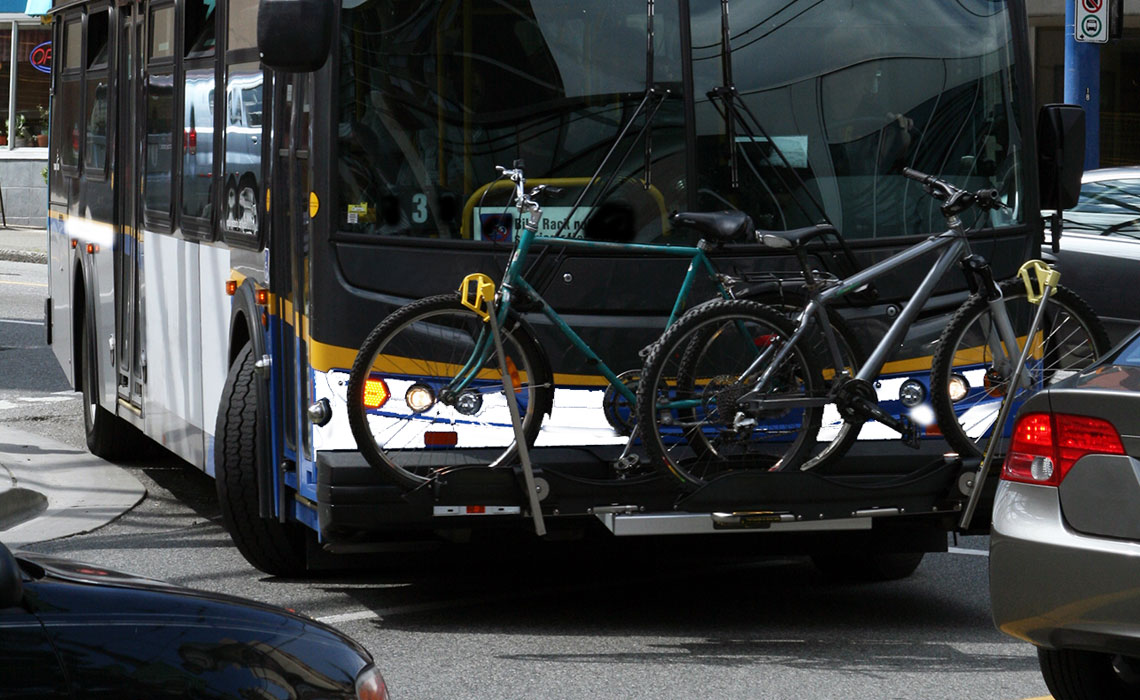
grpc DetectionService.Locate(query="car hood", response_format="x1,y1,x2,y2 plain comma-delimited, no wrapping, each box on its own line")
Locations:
17,549,186,590
14,549,371,660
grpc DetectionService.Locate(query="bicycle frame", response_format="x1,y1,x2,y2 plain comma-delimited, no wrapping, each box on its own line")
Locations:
447,207,735,405
742,220,1022,410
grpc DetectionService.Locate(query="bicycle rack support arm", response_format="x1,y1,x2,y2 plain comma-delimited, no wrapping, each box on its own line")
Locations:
959,260,1060,530
483,284,547,537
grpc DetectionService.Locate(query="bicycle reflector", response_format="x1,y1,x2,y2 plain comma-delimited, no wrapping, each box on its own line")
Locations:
362,376,390,409
1001,412,1124,486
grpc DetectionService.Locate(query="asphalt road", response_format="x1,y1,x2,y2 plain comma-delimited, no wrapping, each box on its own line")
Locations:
1,257,1055,699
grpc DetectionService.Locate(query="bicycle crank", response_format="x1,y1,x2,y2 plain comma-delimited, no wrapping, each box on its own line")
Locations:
836,379,919,449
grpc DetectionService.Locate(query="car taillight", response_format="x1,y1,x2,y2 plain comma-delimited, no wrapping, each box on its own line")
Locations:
1001,412,1125,486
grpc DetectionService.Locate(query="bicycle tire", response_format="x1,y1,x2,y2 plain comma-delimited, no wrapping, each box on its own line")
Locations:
347,293,554,489
930,280,1109,459
637,298,825,489
740,289,866,471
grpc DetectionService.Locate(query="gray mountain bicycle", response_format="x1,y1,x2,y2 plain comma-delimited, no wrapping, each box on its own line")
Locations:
635,168,1108,489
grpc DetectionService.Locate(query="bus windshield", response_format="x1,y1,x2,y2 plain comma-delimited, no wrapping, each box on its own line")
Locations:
337,0,1024,243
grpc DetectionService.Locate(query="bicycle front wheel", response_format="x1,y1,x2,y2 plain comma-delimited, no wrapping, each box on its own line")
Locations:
637,299,824,489
346,294,554,489
930,280,1109,459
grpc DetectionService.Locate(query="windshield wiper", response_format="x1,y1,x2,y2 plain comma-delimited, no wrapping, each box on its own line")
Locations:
1102,216,1140,238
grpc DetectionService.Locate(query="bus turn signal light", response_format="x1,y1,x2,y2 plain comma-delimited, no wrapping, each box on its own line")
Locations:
225,280,237,295
255,289,269,305
362,377,390,409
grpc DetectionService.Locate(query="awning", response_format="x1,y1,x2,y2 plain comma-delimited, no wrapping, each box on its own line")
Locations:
22,0,50,15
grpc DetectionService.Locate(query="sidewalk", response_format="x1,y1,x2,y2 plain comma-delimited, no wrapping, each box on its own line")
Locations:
0,425,145,547
0,224,48,263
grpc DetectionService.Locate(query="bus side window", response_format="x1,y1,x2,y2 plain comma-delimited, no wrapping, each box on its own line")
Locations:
84,8,110,177
220,63,263,245
58,16,83,174
142,4,175,228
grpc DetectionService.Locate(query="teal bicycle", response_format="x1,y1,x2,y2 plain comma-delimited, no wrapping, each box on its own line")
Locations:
346,163,858,489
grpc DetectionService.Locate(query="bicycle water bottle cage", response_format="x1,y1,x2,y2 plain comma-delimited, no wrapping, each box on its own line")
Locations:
459,273,496,322
669,211,754,244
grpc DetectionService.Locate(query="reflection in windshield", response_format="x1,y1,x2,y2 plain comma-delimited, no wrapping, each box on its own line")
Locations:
338,0,1024,242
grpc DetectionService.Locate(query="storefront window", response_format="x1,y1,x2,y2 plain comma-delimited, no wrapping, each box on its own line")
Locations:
0,29,10,147
0,23,53,149
17,26,52,145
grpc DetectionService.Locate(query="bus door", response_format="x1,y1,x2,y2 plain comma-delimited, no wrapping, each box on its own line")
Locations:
269,71,315,496
114,3,144,409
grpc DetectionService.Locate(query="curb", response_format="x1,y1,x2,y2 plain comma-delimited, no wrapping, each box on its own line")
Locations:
0,426,146,547
0,248,47,264
0,487,47,530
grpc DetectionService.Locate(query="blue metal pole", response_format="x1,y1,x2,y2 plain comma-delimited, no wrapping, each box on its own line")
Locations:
1065,0,1101,170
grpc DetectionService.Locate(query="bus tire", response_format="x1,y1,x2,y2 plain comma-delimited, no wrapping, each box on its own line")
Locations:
215,342,307,577
80,315,135,460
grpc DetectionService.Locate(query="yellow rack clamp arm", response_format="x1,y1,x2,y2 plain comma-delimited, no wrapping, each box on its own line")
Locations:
459,273,496,322
1017,260,1060,305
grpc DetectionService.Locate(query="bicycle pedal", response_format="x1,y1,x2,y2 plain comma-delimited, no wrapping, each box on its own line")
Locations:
900,418,920,449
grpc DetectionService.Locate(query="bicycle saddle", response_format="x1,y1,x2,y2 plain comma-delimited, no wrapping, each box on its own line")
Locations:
755,224,840,249
670,210,754,243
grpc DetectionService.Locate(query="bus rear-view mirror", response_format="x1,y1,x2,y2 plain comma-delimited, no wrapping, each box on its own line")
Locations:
1037,103,1085,212
257,0,333,72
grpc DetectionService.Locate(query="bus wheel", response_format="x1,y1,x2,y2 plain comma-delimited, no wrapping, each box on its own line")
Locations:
80,316,134,460
215,342,307,577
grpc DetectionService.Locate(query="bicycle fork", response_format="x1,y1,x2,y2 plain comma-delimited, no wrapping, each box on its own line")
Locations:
962,254,1028,391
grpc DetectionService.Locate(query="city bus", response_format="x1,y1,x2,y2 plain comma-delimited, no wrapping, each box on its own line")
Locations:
44,0,1085,575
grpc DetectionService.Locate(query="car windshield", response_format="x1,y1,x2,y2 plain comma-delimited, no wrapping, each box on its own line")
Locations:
1057,176,1140,238
1114,333,1140,368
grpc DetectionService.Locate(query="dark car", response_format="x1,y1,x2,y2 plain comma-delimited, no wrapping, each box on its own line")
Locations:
1048,166,1140,344
990,328,1140,699
0,541,389,699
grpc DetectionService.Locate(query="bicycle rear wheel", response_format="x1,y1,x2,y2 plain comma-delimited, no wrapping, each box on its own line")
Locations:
347,294,553,489
637,299,824,489
930,280,1109,459
743,289,865,471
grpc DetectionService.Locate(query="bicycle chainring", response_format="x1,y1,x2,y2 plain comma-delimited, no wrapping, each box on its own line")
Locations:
835,378,877,423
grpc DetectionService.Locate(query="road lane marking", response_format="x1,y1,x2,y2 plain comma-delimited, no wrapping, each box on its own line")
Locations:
0,318,43,325
0,280,47,288
948,547,988,557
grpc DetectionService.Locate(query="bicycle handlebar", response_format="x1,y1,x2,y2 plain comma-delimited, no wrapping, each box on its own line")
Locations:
902,167,1004,218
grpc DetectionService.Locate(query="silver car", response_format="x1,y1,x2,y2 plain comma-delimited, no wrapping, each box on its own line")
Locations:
990,328,1140,698
1048,166,1140,344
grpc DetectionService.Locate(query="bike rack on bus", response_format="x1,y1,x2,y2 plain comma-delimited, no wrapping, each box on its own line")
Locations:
959,260,1060,529
461,273,548,537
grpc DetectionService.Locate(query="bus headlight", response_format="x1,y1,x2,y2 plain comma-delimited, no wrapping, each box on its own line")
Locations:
898,379,926,408
947,374,969,403
405,383,436,413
